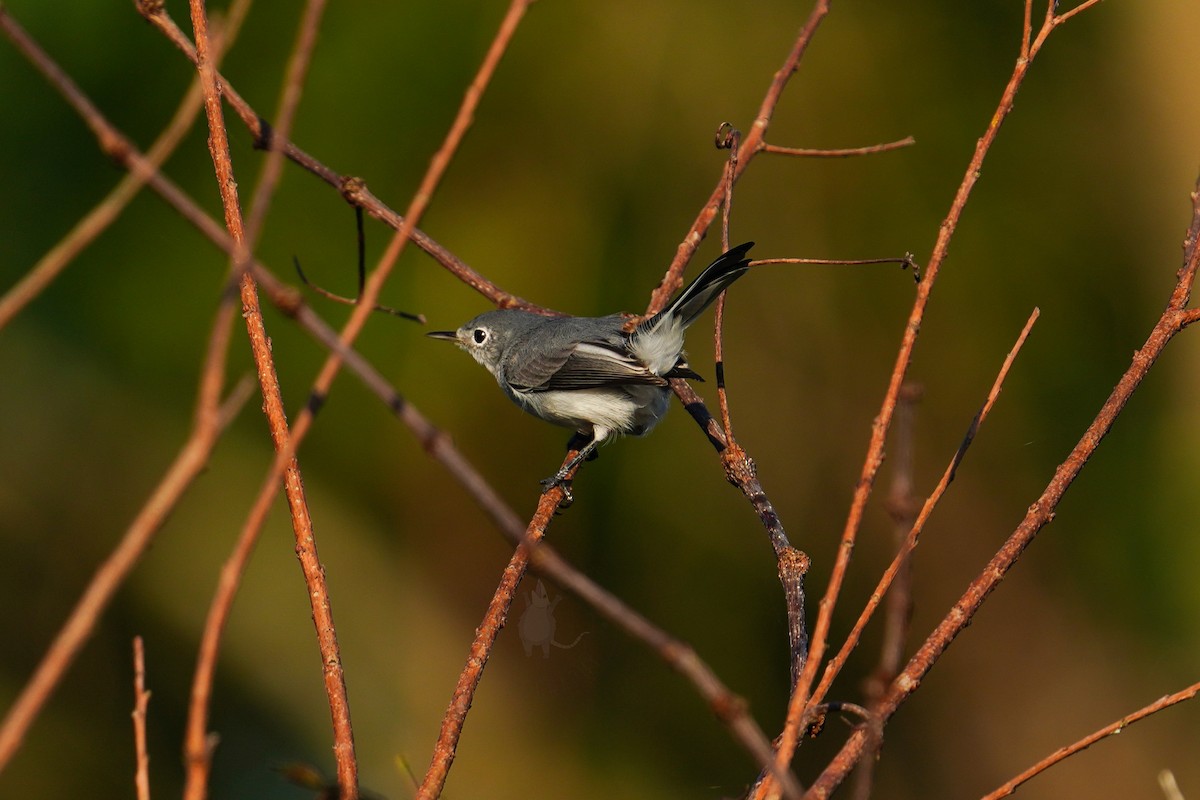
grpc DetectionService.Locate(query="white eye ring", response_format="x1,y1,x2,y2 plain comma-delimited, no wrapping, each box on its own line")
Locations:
472,328,489,344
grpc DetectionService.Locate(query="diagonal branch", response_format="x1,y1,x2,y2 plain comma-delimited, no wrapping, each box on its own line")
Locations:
809,309,1040,712
0,3,249,332
647,0,832,316
981,679,1200,799
134,0,535,311
786,1,1105,773
805,168,1200,798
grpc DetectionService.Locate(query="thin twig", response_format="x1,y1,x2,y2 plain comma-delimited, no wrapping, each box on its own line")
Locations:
759,136,915,158
750,256,913,268
241,0,325,247
981,680,1200,799
811,309,1039,716
294,257,426,323
714,123,740,443
132,637,152,800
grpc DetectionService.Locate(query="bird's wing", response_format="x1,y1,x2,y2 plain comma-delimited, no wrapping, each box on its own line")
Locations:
509,340,667,392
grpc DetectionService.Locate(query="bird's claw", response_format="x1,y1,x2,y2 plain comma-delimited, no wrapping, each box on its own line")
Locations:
540,475,574,508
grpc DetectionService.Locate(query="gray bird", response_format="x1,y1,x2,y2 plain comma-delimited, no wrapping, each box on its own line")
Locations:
428,242,754,490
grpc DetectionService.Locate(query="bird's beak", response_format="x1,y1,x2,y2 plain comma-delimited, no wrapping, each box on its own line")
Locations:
426,330,459,342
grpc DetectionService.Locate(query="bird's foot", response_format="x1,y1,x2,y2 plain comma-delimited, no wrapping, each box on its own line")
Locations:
540,475,574,509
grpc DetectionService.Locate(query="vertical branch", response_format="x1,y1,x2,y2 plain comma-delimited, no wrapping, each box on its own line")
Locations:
713,122,740,443
132,637,152,800
181,1,357,797
242,0,325,245
712,122,811,691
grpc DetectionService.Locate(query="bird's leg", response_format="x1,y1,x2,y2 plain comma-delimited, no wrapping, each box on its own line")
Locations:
540,432,601,503
565,431,600,462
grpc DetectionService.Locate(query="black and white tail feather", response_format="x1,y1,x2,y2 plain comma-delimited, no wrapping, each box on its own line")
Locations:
428,242,755,493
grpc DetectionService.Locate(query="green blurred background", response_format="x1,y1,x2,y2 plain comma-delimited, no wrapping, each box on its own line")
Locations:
2,1,1199,797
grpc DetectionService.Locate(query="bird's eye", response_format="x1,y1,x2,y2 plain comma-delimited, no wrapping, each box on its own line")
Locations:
473,328,489,344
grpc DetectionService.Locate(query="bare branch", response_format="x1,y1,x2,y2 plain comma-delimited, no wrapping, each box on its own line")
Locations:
806,169,1200,797
0,0,249,331
780,5,1102,786
132,637,152,800
134,0,535,311
647,0,832,315
180,2,354,798
982,680,1200,799
759,136,915,158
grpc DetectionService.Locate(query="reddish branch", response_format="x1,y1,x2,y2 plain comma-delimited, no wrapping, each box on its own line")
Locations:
749,7,1107,798
132,637,152,800
647,0,833,315
0,20,258,765
805,172,1200,800
760,137,915,158
416,491,560,800
182,2,343,799
180,0,361,797
851,383,920,800
981,680,1200,799
134,0,535,312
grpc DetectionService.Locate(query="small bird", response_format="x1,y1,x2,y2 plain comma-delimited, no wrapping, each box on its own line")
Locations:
428,242,754,491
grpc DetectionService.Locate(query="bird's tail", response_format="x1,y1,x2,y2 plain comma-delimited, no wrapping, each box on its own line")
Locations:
637,242,755,336
630,242,754,376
